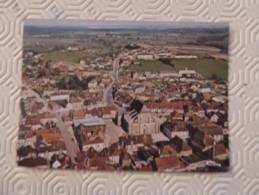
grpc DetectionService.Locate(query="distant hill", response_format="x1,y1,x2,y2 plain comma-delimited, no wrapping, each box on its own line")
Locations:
24,25,228,35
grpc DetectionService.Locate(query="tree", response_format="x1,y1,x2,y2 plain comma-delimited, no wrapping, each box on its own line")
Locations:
159,58,173,66
56,75,95,90
37,68,46,78
210,73,222,81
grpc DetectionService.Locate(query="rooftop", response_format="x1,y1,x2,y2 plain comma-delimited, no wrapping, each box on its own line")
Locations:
74,116,105,127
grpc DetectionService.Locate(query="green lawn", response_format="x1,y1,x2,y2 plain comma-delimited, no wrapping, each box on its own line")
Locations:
42,50,88,64
171,58,228,81
129,58,228,81
130,60,174,72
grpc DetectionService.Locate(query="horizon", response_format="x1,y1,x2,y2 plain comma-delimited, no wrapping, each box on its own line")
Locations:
24,19,228,30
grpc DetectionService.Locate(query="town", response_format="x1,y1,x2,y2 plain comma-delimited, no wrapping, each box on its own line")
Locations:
18,23,229,172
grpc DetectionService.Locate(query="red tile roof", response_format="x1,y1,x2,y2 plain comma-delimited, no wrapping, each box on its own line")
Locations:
155,156,182,170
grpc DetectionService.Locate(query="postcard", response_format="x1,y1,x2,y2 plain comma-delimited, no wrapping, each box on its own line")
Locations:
18,19,229,172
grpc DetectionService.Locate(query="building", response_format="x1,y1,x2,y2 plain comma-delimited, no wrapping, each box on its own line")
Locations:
170,136,192,157
171,121,189,140
178,68,196,78
73,116,106,138
49,93,70,102
67,97,83,110
174,55,198,59
124,111,165,135
155,156,183,171
137,54,155,60
213,143,228,161
88,79,98,89
82,136,105,152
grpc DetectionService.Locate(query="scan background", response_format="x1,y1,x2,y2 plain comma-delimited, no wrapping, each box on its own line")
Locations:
0,0,259,194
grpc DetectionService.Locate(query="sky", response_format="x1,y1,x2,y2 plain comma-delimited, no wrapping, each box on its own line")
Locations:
24,19,228,29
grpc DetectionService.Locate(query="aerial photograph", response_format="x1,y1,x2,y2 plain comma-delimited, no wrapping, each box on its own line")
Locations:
17,19,229,172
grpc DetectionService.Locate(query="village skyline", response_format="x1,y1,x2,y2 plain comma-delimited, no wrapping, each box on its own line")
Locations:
18,20,229,172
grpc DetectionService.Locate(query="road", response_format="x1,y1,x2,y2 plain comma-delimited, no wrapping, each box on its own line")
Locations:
104,119,126,147
55,56,123,161
26,55,124,162
102,55,127,146
56,115,79,163
103,56,119,105
29,88,80,163
103,56,125,116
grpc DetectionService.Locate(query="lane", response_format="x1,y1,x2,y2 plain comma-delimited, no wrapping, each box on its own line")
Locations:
29,86,80,162
103,56,124,112
56,115,79,163
104,119,126,147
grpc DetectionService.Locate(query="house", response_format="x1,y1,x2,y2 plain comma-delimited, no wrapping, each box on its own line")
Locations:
198,126,224,143
159,72,178,78
88,156,114,171
67,46,79,51
124,135,145,154
67,97,83,110
109,150,121,165
210,113,219,123
151,133,169,143
160,145,177,157
37,128,63,144
88,79,98,89
155,156,183,172
192,106,205,118
39,112,58,127
49,93,70,102
25,115,42,130
160,121,189,140
170,136,192,157
48,100,68,111
38,142,67,161
137,54,155,60
137,163,153,171
171,121,189,140
124,111,165,135
88,106,117,119
119,150,134,169
73,116,106,138
190,122,224,144
82,136,105,152
212,96,226,104
135,86,145,94
174,55,197,59
213,143,229,161
209,112,227,127
199,88,212,100
178,68,196,78
171,111,184,121
70,110,86,120
17,127,36,148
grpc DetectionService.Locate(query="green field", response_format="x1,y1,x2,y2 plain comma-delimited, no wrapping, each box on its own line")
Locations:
43,50,88,64
172,58,228,80
42,48,113,65
130,60,174,72
130,58,228,81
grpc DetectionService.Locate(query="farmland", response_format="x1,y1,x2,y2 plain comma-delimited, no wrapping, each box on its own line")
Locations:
172,58,228,81
130,60,175,72
130,58,228,81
